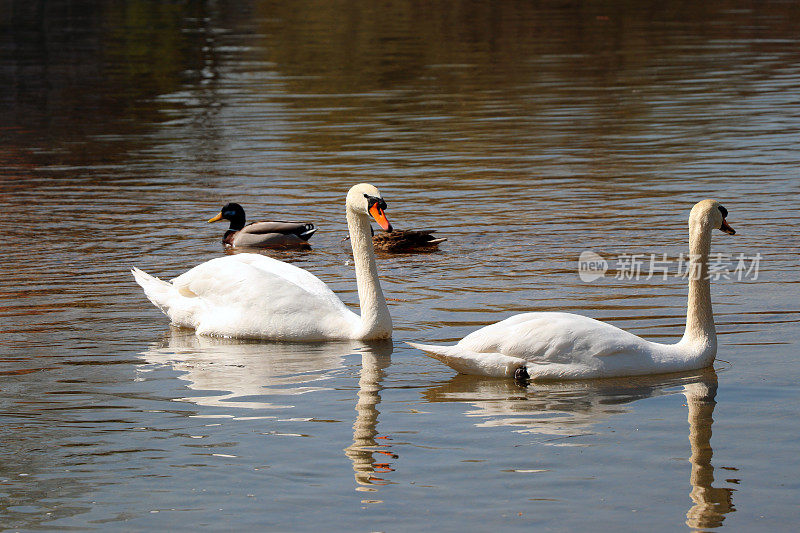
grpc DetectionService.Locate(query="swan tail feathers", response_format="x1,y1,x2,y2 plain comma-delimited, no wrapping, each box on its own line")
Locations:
406,342,527,378
131,267,174,316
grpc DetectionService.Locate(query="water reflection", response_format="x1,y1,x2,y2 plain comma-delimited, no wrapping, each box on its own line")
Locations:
684,376,735,530
424,373,687,441
344,342,395,490
425,369,735,528
138,329,354,409
0,0,795,528
140,331,397,490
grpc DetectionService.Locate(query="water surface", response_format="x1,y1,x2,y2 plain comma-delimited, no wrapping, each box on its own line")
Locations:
1,1,799,530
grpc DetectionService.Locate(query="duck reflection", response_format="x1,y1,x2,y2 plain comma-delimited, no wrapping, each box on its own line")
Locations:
425,369,735,528
344,341,396,490
138,328,356,409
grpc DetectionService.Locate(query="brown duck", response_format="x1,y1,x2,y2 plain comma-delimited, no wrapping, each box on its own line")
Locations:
371,228,446,253
208,203,316,248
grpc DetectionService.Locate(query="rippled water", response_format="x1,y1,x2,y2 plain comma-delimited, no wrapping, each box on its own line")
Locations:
1,1,799,530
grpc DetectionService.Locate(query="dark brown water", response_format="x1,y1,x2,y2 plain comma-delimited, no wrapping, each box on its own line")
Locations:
1,1,799,530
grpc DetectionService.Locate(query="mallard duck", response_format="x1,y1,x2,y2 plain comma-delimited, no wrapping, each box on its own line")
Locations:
409,200,736,381
372,229,446,253
208,202,316,248
132,184,394,341
343,228,446,253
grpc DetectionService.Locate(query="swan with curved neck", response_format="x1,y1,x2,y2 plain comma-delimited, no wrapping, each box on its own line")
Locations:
132,183,393,341
409,199,736,380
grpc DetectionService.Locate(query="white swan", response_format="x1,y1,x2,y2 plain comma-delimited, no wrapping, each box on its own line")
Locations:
132,183,393,341
409,199,736,381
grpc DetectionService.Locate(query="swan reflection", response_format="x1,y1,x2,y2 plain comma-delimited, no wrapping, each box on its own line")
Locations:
141,331,397,489
425,369,735,528
683,376,735,530
424,373,687,442
344,342,395,490
138,328,357,409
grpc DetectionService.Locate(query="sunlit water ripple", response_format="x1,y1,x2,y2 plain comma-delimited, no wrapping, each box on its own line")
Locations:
0,1,798,530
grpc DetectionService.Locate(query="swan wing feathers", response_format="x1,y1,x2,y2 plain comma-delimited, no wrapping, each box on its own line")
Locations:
458,312,653,365
413,312,685,380
155,253,358,339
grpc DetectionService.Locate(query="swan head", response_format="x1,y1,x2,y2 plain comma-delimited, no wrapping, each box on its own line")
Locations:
690,200,735,235
346,183,393,231
208,202,246,227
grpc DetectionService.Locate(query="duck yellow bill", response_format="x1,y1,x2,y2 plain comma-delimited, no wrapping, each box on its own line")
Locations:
208,213,223,223
369,204,393,232
720,219,736,235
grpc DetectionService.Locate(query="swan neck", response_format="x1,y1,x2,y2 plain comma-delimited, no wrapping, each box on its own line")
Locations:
682,221,716,354
346,209,391,339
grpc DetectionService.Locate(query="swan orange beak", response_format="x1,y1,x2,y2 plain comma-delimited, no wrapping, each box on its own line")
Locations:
208,212,223,223
369,203,393,232
720,219,736,235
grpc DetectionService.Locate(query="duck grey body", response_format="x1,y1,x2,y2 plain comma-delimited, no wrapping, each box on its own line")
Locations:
208,203,316,249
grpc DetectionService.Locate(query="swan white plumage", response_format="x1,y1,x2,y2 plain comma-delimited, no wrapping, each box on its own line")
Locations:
131,183,393,341
408,199,736,381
